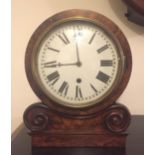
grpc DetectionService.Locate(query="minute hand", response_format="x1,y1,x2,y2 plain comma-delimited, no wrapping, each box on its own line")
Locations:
76,42,82,67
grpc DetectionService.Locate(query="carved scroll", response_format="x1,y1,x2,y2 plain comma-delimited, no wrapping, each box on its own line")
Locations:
104,103,131,133
23,103,50,132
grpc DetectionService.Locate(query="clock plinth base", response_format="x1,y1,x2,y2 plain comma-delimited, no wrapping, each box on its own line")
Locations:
31,133,127,147
24,102,131,148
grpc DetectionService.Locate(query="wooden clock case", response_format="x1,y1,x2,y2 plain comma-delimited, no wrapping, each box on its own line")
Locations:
24,9,132,148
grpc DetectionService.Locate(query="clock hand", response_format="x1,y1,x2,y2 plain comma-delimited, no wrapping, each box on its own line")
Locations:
43,61,79,68
43,43,82,68
76,42,82,67
58,62,78,67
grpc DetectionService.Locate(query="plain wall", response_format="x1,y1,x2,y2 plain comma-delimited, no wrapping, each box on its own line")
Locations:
12,0,144,133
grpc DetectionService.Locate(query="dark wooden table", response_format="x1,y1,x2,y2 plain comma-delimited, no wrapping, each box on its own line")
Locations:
12,115,144,155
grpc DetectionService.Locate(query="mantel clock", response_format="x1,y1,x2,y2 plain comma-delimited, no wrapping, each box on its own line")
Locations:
24,9,132,147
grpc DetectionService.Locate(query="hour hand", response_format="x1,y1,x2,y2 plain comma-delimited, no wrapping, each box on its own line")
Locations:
43,61,77,68
58,62,78,67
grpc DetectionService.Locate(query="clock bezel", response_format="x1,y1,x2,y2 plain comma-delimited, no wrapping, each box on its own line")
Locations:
25,9,132,116
34,20,124,109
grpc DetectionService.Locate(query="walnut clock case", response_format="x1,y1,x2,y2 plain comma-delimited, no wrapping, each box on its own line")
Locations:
24,9,132,147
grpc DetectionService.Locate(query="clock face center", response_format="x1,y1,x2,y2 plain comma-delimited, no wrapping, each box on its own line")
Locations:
77,61,82,67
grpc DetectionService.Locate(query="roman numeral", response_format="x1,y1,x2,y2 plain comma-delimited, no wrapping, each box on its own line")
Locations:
47,47,60,52
90,84,98,93
58,32,70,45
88,32,96,44
100,60,113,66
47,71,60,82
96,71,110,83
75,86,83,98
43,61,57,68
97,45,109,53
51,78,59,86
58,81,69,96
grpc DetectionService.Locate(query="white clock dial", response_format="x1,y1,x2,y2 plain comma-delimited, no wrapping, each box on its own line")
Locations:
37,21,122,108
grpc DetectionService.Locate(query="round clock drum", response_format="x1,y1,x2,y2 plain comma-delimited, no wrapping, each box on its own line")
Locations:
25,9,132,116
